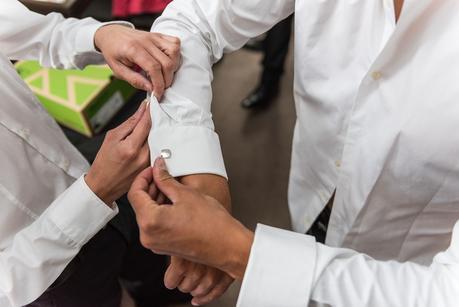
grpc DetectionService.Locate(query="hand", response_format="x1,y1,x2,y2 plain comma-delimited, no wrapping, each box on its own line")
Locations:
94,24,181,98
86,101,151,205
165,257,233,306
128,158,254,280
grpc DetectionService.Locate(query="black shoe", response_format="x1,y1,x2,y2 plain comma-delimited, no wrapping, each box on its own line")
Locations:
241,82,279,108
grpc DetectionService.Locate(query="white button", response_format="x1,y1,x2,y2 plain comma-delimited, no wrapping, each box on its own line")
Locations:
161,149,172,159
335,160,342,168
371,71,382,80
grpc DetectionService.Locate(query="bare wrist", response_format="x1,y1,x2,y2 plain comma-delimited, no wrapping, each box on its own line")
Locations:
84,173,113,206
223,226,254,280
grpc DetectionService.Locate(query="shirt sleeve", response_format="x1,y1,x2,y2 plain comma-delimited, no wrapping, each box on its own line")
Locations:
0,176,117,307
0,0,132,69
148,0,295,179
238,223,459,307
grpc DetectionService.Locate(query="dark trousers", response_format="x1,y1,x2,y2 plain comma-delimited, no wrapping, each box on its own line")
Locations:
261,15,294,85
25,197,186,307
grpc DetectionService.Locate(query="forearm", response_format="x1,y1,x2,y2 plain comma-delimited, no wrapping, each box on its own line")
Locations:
180,174,231,211
1,0,130,69
238,223,459,307
0,176,116,306
311,243,459,306
148,0,295,178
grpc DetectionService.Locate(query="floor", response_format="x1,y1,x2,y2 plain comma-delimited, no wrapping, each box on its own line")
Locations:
167,45,296,306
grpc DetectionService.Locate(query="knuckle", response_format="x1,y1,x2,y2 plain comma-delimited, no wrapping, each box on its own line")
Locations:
149,61,162,72
163,59,174,71
139,233,153,249
171,37,181,45
105,129,116,139
126,42,139,55
120,147,137,160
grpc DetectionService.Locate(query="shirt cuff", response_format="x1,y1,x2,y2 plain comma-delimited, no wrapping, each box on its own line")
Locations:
237,224,317,307
148,126,228,179
73,20,134,68
44,176,118,247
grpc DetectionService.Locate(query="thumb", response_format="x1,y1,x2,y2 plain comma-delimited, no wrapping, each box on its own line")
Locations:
128,167,159,216
153,157,183,203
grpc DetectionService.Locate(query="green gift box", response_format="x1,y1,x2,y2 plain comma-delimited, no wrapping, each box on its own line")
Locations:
15,61,137,137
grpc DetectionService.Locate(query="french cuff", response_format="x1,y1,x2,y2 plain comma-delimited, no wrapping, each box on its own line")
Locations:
237,224,317,307
45,175,118,247
148,126,228,179
73,19,134,68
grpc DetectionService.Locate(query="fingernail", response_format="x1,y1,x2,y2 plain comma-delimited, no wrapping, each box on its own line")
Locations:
155,157,167,171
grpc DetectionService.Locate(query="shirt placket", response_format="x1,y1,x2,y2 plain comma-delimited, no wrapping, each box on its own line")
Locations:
326,1,399,246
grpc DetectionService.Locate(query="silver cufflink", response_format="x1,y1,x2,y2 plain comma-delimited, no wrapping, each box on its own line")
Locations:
160,149,172,159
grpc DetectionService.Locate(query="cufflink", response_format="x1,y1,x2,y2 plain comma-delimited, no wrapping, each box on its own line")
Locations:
160,149,172,159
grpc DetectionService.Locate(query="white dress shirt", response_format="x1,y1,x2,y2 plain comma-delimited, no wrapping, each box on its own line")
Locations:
152,0,459,305
0,1,121,305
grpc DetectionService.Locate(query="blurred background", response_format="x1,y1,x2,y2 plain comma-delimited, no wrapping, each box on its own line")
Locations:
19,0,295,305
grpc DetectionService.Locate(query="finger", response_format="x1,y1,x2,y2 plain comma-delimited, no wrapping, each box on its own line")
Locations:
148,180,159,199
143,42,176,88
152,157,184,203
177,264,206,293
164,258,187,290
111,61,152,91
112,101,147,140
128,47,165,99
189,268,221,298
128,167,159,214
157,33,181,44
149,34,181,67
156,191,167,204
125,103,152,149
191,275,233,306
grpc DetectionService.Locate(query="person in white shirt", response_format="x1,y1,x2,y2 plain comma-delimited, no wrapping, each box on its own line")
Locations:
0,1,195,306
132,0,459,305
129,158,459,307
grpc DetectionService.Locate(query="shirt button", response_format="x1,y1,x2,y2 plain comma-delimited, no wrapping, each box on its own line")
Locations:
160,149,172,159
335,160,342,168
371,71,383,81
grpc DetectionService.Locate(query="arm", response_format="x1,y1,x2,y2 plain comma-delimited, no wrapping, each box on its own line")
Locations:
128,162,459,307
1,0,112,69
1,0,181,95
0,103,151,306
238,224,459,306
148,0,295,179
0,177,116,307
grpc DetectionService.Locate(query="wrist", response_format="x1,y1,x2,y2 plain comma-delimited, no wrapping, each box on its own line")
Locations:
222,225,254,280
84,173,113,206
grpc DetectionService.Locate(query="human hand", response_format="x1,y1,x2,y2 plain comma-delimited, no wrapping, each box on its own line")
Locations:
85,101,151,205
94,24,181,98
128,158,254,280
165,257,233,306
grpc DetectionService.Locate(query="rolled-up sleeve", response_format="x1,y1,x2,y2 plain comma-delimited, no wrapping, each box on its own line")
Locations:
0,176,117,307
149,0,294,179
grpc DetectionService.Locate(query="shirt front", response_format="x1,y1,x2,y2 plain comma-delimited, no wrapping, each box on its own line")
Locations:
0,1,122,305
152,0,459,274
